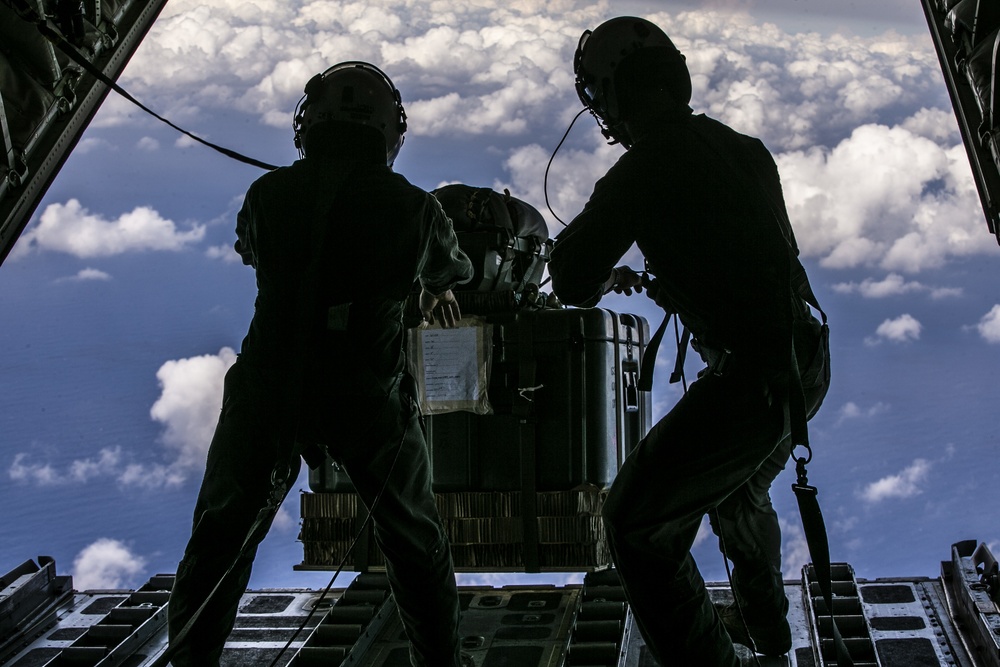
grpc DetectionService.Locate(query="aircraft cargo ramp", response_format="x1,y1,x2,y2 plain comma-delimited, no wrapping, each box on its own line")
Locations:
2,540,998,667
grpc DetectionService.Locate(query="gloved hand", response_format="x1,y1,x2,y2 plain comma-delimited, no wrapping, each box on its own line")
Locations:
419,288,462,328
604,265,644,296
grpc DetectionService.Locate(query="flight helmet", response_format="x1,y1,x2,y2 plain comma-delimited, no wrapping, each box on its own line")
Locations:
574,16,690,148
293,61,408,165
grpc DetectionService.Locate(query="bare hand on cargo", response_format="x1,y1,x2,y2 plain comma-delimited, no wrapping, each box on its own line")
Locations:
419,288,463,327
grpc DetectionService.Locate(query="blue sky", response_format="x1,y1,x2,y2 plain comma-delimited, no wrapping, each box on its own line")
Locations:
2,0,999,591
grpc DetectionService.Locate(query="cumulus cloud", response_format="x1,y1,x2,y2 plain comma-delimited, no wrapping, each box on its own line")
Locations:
143,347,238,487
8,349,236,489
859,458,931,503
116,3,945,150
9,453,61,485
206,244,242,263
780,517,810,580
832,273,961,299
69,447,124,483
836,401,889,425
777,124,993,272
94,1,1000,274
19,200,205,258
55,268,113,283
71,538,147,590
865,313,922,345
136,136,160,151
975,305,1000,343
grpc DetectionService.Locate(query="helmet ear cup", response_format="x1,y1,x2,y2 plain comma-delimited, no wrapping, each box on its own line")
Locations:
303,73,324,98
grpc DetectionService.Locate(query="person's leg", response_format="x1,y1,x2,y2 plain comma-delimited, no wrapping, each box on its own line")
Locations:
710,435,792,655
336,384,461,667
603,370,783,666
709,360,830,655
168,362,299,667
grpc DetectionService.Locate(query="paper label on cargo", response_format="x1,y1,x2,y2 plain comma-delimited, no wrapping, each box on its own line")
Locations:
408,317,492,415
421,326,480,402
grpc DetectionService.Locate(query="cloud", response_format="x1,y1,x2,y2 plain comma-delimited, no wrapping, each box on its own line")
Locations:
832,273,961,299
859,458,931,503
93,1,999,274
143,347,238,487
69,447,124,483
76,137,114,154
136,136,160,151
55,268,113,283
975,305,1000,343
865,313,921,345
71,538,147,590
116,3,944,151
206,244,242,263
777,124,994,272
9,453,62,485
8,349,236,489
780,517,811,580
19,199,205,258
836,401,889,425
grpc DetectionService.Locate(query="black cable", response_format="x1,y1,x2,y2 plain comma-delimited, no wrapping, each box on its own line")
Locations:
543,107,588,227
26,8,279,171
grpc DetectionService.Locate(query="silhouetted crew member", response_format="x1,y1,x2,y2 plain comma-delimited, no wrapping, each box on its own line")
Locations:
167,62,473,667
549,17,829,666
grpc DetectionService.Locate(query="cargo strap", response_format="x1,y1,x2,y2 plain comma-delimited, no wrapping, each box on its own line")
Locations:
514,312,541,573
638,311,691,391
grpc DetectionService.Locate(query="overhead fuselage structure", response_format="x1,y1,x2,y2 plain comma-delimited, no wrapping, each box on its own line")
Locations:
0,0,168,265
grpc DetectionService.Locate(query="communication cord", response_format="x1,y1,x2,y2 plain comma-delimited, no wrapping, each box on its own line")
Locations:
542,107,588,227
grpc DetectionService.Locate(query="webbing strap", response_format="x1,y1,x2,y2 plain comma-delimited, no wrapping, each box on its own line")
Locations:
638,311,669,392
793,468,855,666
515,312,540,573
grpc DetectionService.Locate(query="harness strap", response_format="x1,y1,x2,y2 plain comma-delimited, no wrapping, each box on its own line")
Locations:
638,312,669,391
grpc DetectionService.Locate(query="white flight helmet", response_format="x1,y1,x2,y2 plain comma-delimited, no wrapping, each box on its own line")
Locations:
292,61,407,165
574,17,690,148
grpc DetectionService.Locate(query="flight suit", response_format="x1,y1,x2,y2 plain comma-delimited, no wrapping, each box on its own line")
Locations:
550,112,827,666
168,152,473,667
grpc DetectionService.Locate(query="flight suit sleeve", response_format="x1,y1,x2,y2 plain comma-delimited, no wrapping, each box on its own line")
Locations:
417,195,474,295
549,167,637,308
234,184,257,268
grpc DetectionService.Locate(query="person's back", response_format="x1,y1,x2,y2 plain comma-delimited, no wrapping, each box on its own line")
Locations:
238,155,466,378
166,62,473,667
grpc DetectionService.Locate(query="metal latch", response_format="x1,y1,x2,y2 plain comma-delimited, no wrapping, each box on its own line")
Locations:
622,359,639,413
